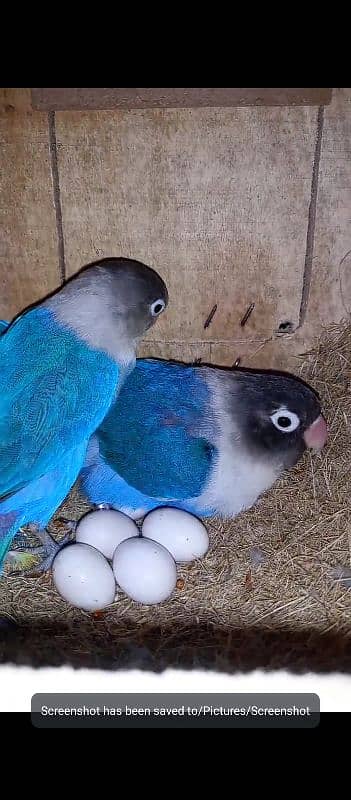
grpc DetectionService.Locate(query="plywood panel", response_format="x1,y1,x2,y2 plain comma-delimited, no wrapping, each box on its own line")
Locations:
271,87,351,371
32,88,332,111
0,89,60,319
137,341,211,364
215,87,351,372
210,338,302,371
303,88,351,333
56,107,318,351
212,90,351,371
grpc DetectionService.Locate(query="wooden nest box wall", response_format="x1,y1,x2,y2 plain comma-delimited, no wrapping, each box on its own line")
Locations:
0,88,349,371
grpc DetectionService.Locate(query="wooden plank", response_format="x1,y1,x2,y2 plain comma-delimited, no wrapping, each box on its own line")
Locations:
299,88,351,338
215,87,351,368
137,341,211,364
0,89,60,319
210,339,301,371
56,106,318,353
1,88,32,112
32,88,333,111
213,90,351,368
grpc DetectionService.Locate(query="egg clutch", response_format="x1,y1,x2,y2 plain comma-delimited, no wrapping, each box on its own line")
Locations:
52,507,209,610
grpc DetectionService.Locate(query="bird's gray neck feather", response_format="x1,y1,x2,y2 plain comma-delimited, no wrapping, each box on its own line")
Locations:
44,284,136,365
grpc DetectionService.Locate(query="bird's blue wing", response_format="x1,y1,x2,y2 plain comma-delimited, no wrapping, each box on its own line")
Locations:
97,359,216,499
0,306,119,500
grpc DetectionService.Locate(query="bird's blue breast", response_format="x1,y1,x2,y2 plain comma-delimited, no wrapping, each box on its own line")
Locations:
1,306,116,385
97,359,216,499
0,307,119,497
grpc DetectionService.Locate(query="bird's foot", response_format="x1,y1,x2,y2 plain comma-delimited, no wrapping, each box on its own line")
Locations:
6,523,75,577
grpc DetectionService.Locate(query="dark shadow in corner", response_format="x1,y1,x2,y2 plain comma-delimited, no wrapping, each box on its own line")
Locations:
1,622,350,674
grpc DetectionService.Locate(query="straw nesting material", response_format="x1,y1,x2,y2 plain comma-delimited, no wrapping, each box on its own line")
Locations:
1,321,351,673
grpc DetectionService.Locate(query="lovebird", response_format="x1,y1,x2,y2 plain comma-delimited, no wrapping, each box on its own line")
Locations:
79,358,327,520
0,258,168,574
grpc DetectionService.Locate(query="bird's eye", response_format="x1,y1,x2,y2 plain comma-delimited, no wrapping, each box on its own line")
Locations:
270,409,300,433
150,299,166,316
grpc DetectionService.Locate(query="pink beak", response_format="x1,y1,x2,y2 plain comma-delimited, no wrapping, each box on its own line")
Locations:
303,414,328,451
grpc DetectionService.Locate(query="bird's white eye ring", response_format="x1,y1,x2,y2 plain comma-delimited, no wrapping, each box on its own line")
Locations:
150,299,166,316
270,409,300,433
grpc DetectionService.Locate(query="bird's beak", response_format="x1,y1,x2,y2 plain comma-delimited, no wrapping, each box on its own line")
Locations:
303,414,328,451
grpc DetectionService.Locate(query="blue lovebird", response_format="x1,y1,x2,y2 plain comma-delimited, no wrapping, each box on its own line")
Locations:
79,358,327,521
0,258,168,574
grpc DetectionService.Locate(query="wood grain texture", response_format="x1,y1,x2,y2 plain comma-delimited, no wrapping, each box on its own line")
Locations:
137,341,211,364
212,90,351,369
0,89,348,376
56,106,318,359
0,88,32,112
303,88,351,331
0,89,60,319
31,88,333,111
210,338,302,371
280,88,351,366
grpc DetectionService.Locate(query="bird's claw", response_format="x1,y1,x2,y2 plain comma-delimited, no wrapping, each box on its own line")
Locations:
6,527,74,577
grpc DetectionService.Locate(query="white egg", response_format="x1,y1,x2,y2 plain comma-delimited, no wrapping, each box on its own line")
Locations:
141,507,209,563
52,543,116,612
75,509,138,560
112,536,177,605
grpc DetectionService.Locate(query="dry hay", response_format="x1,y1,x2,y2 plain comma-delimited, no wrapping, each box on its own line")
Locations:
1,321,351,674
